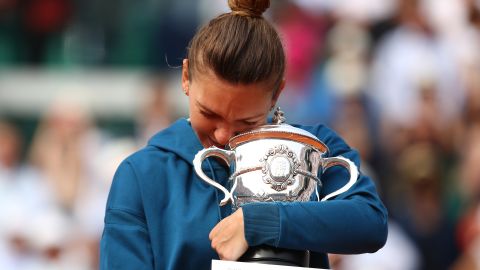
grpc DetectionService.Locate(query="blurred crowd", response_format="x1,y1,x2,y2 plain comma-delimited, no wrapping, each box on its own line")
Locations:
1,0,480,269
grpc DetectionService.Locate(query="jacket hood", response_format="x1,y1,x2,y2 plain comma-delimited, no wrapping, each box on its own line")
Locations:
147,118,204,166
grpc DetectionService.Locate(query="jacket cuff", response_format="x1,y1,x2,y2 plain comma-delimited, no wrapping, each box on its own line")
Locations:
241,203,280,247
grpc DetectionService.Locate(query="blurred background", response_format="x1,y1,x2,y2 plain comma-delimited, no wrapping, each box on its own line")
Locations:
1,0,480,269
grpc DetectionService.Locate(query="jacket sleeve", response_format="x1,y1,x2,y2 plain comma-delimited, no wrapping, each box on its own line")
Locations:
242,126,388,254
100,160,154,270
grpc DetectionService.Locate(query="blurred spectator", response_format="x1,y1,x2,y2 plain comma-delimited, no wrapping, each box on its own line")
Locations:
331,94,380,182
276,2,326,90
27,97,110,268
273,1,330,124
0,120,22,172
368,0,468,133
391,143,459,270
452,29,480,163
367,0,471,228
0,120,52,228
0,120,72,269
29,98,99,211
452,124,480,270
314,18,374,126
136,75,175,144
327,84,422,270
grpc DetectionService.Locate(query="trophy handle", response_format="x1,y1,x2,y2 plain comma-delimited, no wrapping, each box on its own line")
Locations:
193,147,236,206
320,156,359,201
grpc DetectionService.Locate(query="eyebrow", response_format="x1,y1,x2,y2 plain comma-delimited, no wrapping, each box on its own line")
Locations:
196,101,265,122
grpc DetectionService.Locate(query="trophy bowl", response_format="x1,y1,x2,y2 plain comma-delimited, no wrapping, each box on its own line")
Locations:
193,109,358,266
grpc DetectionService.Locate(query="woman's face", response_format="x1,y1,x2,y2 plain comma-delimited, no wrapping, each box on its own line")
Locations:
182,60,284,148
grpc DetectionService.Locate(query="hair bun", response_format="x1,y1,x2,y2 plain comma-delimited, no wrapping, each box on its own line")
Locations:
228,0,270,17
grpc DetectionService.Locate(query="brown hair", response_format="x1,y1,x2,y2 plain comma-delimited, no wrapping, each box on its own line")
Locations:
187,0,285,93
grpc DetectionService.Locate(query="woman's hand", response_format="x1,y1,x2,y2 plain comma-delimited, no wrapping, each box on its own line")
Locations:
209,208,248,261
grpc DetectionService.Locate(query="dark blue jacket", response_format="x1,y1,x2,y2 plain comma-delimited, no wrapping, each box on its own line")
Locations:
100,118,388,269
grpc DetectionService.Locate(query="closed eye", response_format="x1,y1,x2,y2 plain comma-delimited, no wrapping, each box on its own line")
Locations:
243,120,258,125
200,110,218,119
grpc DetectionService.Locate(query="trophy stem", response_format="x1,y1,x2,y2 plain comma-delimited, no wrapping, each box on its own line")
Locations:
238,245,310,267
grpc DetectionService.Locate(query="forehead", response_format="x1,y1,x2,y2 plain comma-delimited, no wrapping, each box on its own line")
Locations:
191,71,273,118
191,68,272,92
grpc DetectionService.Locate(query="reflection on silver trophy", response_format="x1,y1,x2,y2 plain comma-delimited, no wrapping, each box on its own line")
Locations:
193,108,359,267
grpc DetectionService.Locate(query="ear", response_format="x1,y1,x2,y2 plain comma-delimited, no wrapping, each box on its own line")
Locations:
182,59,190,96
270,79,286,109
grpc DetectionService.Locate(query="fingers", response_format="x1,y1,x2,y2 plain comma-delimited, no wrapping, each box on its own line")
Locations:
209,209,248,261
208,208,242,242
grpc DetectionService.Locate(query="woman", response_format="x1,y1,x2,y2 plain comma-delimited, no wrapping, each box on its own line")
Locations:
100,0,388,269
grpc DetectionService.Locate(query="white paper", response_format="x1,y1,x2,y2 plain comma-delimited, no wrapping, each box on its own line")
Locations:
211,260,329,270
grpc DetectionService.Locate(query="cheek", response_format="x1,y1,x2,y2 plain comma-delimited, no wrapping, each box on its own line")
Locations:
191,115,215,137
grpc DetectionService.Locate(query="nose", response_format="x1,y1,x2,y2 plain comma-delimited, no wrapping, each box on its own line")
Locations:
213,126,235,147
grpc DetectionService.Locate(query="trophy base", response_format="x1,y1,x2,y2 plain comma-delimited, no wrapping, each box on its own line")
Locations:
239,245,310,267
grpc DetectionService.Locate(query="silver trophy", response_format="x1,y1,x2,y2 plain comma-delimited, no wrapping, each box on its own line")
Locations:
193,108,358,266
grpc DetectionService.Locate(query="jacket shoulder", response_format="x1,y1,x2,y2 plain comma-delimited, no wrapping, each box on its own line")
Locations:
106,145,173,210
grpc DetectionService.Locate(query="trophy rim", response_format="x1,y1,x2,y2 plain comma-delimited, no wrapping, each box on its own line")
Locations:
228,128,329,153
